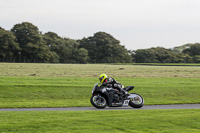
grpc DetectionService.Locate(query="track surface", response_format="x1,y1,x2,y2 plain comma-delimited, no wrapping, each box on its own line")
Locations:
0,104,199,111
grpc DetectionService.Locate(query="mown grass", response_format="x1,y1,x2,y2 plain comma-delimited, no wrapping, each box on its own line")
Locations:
0,109,199,133
0,76,199,108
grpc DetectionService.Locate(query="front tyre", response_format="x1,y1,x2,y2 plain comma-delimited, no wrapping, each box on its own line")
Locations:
90,94,107,109
129,93,144,108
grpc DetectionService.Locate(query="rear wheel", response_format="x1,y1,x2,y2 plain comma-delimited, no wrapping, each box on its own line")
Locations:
90,94,107,109
129,93,144,108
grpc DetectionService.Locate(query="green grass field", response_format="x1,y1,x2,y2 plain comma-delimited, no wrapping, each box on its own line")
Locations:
0,63,200,133
132,63,200,66
0,76,200,108
0,109,199,133
0,63,200,108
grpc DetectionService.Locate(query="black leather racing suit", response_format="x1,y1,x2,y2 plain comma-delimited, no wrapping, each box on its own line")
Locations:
101,77,124,94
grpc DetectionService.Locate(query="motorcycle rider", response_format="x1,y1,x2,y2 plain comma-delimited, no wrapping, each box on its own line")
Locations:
99,74,127,95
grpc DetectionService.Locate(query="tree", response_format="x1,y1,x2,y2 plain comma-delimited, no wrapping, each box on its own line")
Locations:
43,33,88,63
0,27,20,62
183,43,200,56
79,32,132,63
173,44,193,53
193,55,200,63
150,47,180,63
134,47,191,63
57,38,87,63
43,32,62,52
47,51,59,63
134,49,158,63
76,48,88,63
78,37,98,63
43,32,62,63
11,22,51,62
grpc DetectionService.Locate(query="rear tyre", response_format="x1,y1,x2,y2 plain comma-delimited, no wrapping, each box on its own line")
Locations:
90,94,107,109
129,93,144,108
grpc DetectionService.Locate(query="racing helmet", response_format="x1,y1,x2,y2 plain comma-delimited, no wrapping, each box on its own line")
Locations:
99,74,107,83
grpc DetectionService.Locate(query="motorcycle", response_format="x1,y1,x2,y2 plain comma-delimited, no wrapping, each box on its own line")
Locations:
90,83,144,109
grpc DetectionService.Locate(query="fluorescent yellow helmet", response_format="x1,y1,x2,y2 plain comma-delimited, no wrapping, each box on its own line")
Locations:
99,74,107,83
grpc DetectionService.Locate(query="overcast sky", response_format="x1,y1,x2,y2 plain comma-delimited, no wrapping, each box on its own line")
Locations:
1,0,200,50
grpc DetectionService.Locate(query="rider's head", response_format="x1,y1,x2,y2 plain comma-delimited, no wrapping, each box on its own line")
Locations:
99,74,107,83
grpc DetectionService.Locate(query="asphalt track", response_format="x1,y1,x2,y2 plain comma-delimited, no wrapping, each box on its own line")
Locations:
0,104,199,111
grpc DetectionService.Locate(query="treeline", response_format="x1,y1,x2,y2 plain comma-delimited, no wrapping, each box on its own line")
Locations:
0,22,131,63
0,22,200,63
133,44,200,63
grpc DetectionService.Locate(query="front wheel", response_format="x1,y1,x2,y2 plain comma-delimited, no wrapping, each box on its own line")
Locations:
129,93,144,108
90,94,107,109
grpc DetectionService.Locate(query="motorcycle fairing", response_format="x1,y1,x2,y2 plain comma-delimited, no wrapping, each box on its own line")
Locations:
123,86,134,91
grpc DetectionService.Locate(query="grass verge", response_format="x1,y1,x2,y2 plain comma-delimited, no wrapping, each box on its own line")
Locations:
0,76,199,108
132,63,200,66
0,109,199,133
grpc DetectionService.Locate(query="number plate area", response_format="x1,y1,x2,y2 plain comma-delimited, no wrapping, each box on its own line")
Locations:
123,100,130,106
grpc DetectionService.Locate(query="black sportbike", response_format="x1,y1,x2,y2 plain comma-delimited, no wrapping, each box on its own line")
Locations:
90,83,144,109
